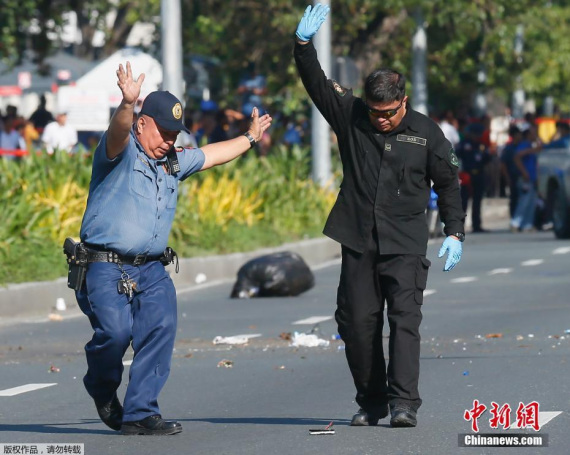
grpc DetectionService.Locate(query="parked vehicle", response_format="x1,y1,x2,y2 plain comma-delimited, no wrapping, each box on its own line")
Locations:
537,143,570,238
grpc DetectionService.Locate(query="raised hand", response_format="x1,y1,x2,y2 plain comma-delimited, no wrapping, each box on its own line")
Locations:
116,61,145,105
296,3,331,42
248,107,272,142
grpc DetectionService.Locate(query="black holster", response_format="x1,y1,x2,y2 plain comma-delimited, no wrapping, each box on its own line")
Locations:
63,237,88,290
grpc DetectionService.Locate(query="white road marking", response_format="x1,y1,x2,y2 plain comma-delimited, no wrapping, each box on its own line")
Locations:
488,268,513,275
506,411,562,429
0,383,57,397
293,316,333,325
553,247,570,255
521,259,544,266
450,277,478,284
424,289,437,297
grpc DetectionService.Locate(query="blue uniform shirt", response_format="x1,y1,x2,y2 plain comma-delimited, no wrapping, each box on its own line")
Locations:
80,129,205,256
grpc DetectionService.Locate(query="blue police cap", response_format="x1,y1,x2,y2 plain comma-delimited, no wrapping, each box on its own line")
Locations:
140,91,190,133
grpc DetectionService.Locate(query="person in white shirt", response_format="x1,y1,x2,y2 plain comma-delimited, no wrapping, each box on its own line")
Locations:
439,110,461,147
41,111,78,154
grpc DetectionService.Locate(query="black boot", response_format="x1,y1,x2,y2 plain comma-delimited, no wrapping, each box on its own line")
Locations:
350,405,389,426
94,394,123,431
390,404,417,428
121,415,182,435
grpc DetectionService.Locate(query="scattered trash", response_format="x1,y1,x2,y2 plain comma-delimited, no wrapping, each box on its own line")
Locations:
437,354,443,359
528,334,535,338
279,332,292,341
184,353,193,358
48,313,63,322
309,421,335,435
195,273,207,284
213,334,262,345
230,252,315,298
337,345,345,351
277,365,286,370
485,333,503,339
516,335,524,341
48,365,60,373
290,332,329,348
217,359,234,368
565,329,570,335
331,334,342,340
462,371,469,376
55,298,67,311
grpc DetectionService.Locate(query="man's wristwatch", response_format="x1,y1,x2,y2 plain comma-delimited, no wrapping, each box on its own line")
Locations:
451,232,465,242
244,131,256,149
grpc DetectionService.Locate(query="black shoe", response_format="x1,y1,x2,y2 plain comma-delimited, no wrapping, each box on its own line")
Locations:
121,415,182,435
350,405,389,426
390,405,417,428
94,394,123,431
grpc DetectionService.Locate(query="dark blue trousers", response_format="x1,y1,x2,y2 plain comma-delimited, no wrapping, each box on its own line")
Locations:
75,261,177,422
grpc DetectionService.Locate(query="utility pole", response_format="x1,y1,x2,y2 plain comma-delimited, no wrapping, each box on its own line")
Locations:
411,8,428,115
512,24,525,119
311,1,332,187
161,0,184,104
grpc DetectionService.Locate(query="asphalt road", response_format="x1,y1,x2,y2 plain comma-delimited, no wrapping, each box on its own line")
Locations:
1,229,569,455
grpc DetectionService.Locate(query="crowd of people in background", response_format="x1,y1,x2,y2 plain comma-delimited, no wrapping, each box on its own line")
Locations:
2,71,569,236
0,95,79,159
436,108,569,234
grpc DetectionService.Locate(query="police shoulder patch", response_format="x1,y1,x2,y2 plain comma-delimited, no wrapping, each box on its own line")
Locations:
449,148,459,167
332,80,347,97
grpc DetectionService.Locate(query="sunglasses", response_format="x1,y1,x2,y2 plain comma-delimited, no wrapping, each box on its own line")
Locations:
366,99,404,119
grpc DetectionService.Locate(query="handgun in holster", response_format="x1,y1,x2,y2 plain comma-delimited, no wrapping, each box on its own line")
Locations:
63,237,88,290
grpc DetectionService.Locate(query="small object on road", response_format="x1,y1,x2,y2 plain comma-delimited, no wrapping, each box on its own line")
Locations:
516,335,524,341
55,297,67,311
462,370,469,376
565,329,570,334
48,313,63,322
213,335,249,345
48,365,60,373
217,359,234,368
279,332,292,341
230,251,315,298
195,273,207,284
309,421,335,435
485,333,503,339
331,334,341,340
290,332,329,347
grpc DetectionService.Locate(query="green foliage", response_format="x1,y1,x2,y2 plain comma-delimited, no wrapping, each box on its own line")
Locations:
0,146,338,285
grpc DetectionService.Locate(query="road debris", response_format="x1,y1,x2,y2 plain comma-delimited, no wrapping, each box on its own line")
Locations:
213,334,262,345
309,421,335,435
290,332,329,348
217,359,234,368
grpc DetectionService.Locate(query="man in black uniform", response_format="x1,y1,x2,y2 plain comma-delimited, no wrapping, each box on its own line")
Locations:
455,123,492,232
294,4,465,428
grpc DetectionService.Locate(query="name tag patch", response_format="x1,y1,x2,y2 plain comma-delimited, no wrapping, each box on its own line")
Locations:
396,134,427,146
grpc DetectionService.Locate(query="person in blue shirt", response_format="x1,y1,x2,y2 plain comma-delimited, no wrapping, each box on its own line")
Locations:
510,125,542,232
75,61,272,435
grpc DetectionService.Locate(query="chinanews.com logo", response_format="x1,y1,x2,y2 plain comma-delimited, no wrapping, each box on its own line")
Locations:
458,400,548,448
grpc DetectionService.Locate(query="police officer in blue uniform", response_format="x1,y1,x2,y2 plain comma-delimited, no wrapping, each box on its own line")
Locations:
75,62,272,435
294,5,465,428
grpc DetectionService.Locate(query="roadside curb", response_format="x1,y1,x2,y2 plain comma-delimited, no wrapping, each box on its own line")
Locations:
0,237,341,323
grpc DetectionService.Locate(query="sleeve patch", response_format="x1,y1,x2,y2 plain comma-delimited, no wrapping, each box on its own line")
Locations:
449,148,459,167
332,80,347,97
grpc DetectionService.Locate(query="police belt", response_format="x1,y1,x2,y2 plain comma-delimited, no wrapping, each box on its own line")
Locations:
85,247,167,266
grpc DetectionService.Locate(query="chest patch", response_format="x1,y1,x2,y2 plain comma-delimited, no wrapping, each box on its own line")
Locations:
396,134,427,146
385,143,392,152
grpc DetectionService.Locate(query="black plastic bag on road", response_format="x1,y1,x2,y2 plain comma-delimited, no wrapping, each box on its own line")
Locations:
230,251,315,298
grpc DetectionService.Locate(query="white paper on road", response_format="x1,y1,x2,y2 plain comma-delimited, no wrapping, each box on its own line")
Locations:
0,383,57,397
553,247,570,255
290,332,330,347
213,334,262,345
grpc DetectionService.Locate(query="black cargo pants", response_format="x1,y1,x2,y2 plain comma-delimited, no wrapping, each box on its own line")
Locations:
335,232,431,414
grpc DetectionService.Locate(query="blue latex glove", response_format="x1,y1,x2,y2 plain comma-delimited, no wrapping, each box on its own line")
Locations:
296,3,331,42
438,236,463,271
